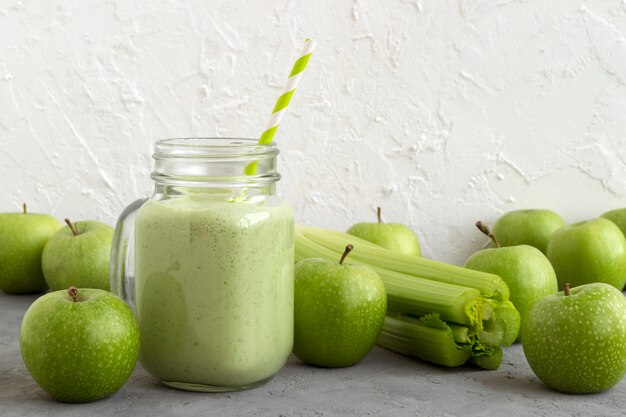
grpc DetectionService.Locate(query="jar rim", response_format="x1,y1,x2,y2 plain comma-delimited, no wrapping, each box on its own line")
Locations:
151,137,281,186
154,137,278,159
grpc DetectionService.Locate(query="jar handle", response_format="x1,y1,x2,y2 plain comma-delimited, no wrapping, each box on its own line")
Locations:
110,198,147,311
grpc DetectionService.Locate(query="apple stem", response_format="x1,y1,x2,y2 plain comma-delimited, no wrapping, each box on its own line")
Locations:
65,218,80,236
339,244,354,265
68,287,79,302
475,221,501,248
563,283,570,296
22,203,27,214
377,207,382,224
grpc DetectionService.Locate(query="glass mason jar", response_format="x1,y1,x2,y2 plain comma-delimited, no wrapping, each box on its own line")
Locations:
111,138,294,392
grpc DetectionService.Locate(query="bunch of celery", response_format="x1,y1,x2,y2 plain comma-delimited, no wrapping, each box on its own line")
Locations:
295,225,520,370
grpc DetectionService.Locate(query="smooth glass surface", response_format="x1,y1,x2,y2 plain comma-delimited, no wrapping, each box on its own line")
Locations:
113,138,294,392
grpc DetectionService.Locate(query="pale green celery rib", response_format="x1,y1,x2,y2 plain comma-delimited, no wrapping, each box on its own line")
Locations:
380,313,501,369
377,313,472,367
449,324,469,344
375,267,484,327
479,300,520,347
296,229,485,327
297,225,510,301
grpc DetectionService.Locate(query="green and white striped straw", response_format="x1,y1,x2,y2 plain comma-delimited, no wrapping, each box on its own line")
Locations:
245,38,316,175
258,38,316,145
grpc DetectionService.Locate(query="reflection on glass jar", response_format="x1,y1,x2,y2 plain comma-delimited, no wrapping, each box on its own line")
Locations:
111,138,294,392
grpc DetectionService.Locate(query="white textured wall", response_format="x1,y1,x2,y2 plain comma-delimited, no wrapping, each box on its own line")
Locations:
2,0,626,265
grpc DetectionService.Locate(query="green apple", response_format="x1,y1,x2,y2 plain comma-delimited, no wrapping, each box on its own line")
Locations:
601,208,626,237
20,287,140,402
522,283,626,394
294,244,387,367
42,219,114,291
0,204,61,293
464,221,557,342
546,217,626,290
602,208,626,290
347,207,420,256
492,209,565,254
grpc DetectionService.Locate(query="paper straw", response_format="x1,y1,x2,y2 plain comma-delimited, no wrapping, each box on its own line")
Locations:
245,38,316,175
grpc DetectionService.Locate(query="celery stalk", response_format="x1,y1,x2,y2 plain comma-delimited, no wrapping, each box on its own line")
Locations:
295,224,517,370
376,267,485,327
296,228,487,327
379,313,502,369
449,323,470,344
378,313,472,367
297,226,510,301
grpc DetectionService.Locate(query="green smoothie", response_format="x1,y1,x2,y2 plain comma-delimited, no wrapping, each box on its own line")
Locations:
134,196,294,389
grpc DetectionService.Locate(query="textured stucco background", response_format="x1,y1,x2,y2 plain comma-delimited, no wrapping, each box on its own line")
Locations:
1,0,626,265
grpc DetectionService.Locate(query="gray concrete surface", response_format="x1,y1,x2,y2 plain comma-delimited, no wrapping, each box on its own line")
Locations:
1,292,624,417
